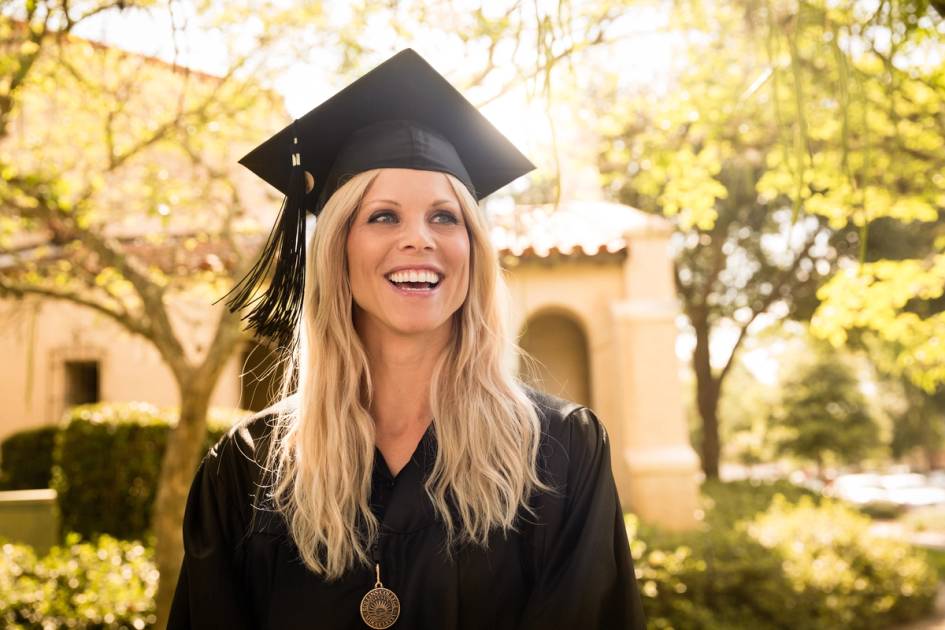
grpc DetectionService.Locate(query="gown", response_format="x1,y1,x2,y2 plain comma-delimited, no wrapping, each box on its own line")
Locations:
167,389,647,629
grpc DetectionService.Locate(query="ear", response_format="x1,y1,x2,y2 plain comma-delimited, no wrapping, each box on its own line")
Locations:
305,171,315,193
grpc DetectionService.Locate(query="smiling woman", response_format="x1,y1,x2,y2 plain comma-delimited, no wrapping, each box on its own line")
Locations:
347,169,470,343
168,49,646,630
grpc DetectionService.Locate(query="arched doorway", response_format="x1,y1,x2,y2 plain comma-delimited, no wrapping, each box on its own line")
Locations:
239,340,283,412
518,310,592,407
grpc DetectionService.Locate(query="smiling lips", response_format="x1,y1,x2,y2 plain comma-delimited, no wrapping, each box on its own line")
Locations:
385,268,443,293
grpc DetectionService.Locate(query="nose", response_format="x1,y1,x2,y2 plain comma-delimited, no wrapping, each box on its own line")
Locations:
398,216,435,251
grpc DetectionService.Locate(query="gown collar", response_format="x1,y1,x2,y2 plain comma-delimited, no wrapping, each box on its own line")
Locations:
371,422,439,534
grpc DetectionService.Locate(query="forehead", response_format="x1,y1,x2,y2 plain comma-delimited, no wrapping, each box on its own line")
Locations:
361,168,458,203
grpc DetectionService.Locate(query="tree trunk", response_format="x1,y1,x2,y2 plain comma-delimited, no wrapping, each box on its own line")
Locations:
692,313,722,479
152,377,213,629
150,309,244,627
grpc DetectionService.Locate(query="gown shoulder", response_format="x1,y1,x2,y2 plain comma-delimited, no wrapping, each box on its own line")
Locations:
521,385,614,483
199,394,302,496
518,385,647,630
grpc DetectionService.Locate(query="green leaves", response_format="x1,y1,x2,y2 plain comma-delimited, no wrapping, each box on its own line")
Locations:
812,255,945,388
653,146,729,230
0,534,157,629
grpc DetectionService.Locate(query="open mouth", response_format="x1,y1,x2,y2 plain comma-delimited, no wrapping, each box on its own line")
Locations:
385,269,442,291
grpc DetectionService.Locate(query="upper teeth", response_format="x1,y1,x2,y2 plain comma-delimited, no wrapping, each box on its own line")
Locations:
387,270,440,283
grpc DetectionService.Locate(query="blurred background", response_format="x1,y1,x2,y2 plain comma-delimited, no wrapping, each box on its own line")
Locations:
1,0,944,628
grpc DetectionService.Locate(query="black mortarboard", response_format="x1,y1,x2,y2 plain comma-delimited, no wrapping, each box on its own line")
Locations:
224,48,535,348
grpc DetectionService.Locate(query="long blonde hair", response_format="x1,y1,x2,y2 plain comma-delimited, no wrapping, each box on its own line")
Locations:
263,168,546,579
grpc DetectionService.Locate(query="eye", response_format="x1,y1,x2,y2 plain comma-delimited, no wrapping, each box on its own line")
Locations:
431,209,460,225
368,210,398,224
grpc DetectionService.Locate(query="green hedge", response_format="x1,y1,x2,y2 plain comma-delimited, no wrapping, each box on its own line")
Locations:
50,403,248,541
0,534,156,629
0,427,58,490
634,483,938,630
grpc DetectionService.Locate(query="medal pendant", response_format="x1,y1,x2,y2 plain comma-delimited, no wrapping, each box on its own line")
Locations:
360,563,400,629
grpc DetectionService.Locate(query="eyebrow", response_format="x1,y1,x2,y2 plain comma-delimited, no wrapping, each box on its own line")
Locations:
363,198,458,206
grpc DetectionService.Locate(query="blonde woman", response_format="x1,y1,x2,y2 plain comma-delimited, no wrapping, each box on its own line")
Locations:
169,50,646,630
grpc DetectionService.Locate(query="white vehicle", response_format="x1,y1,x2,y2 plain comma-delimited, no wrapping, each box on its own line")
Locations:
828,472,945,509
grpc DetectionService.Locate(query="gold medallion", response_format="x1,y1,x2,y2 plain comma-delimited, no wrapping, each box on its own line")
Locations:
360,563,400,629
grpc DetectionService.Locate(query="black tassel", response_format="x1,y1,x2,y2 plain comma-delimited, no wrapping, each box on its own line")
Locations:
223,136,308,349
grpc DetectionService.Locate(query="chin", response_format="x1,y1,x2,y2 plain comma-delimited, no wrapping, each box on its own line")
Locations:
389,316,452,337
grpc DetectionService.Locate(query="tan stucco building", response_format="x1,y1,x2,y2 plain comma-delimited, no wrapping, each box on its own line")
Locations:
0,199,700,530
496,201,700,528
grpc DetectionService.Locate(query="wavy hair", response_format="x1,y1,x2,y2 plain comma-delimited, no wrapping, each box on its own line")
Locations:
262,168,547,579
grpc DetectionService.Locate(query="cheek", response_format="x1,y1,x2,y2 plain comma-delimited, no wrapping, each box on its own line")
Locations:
345,233,371,298
451,237,472,298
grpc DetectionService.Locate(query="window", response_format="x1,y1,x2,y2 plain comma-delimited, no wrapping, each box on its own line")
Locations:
64,360,100,407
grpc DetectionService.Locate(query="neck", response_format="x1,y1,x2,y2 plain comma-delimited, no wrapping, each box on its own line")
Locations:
358,321,451,438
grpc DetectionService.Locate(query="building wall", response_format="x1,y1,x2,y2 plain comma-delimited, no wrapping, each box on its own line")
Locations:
505,243,700,529
0,298,242,441
505,258,632,501
519,312,592,407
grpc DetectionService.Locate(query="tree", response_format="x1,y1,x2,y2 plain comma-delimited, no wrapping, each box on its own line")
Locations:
741,0,945,391
595,0,944,477
596,3,857,478
0,1,636,623
768,355,882,476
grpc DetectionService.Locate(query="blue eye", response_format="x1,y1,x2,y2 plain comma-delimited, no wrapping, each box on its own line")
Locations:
368,210,397,224
431,210,460,224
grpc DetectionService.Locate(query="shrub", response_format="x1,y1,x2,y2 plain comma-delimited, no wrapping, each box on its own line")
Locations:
0,534,156,629
630,484,937,630
0,427,58,490
629,517,803,630
749,496,937,628
700,478,820,526
51,403,249,541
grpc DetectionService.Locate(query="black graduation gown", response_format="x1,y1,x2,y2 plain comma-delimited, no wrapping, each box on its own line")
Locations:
167,390,647,629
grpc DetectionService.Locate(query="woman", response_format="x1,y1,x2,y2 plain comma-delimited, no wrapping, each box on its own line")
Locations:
168,49,646,630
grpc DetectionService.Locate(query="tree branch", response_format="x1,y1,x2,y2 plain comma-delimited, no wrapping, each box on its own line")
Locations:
717,228,821,382
100,51,251,173
0,279,152,339
6,181,187,363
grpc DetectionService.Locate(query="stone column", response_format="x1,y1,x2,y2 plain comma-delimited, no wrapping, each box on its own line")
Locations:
612,221,700,530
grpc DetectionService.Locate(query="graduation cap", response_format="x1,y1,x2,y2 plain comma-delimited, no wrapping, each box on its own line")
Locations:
226,48,535,348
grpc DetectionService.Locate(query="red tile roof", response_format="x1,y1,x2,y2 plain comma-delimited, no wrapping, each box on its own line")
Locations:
491,201,668,259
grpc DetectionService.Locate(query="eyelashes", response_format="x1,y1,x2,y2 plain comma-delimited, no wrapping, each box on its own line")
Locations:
366,210,461,225
367,210,397,223
431,210,460,224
